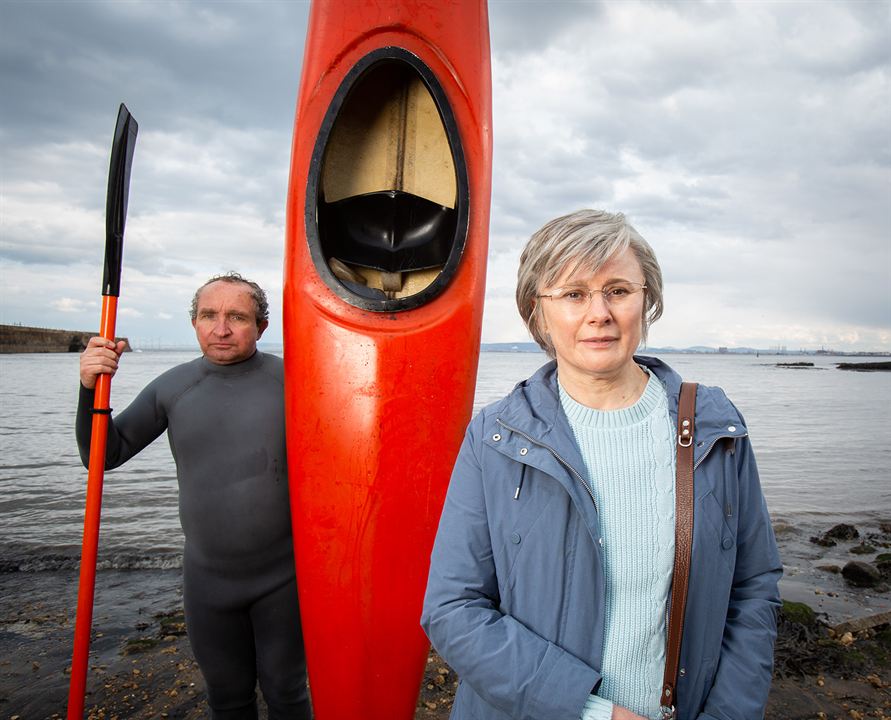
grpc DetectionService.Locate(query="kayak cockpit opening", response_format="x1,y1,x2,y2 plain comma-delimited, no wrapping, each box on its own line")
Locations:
306,47,469,311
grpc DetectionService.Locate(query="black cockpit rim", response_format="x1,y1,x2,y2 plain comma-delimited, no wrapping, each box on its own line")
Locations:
304,46,470,313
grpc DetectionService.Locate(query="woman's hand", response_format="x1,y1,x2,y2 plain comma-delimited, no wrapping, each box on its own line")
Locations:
79,336,127,389
611,707,647,720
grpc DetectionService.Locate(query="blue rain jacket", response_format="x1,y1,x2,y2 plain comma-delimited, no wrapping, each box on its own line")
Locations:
422,357,781,720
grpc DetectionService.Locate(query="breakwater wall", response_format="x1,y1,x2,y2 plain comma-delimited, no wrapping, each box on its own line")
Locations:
0,325,131,354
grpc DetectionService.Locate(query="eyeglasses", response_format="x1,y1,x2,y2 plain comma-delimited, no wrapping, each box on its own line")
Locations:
537,281,647,313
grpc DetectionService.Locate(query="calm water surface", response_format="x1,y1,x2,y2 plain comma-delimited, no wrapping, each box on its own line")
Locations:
477,351,891,522
1,349,889,614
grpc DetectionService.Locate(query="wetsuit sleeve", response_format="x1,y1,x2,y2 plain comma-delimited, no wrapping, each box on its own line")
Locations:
697,435,782,720
76,379,169,470
421,416,599,720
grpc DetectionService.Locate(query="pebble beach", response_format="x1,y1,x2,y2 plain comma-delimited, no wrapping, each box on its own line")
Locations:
2,519,890,720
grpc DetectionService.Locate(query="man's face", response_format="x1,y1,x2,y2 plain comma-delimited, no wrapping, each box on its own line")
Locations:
191,281,268,365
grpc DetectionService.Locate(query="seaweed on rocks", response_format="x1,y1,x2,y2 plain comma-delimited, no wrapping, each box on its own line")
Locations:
774,601,832,678
774,600,891,680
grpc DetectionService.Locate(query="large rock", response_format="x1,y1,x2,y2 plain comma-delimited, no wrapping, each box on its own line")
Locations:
811,523,860,547
842,561,881,588
825,523,859,541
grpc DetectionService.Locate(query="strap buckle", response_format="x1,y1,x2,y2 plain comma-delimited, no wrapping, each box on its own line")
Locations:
660,705,676,719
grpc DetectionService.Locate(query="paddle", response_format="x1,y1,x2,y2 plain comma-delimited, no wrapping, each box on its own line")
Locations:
67,103,138,720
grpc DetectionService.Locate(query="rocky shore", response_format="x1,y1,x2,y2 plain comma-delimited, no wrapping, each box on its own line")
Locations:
809,523,891,594
2,601,888,720
2,520,889,719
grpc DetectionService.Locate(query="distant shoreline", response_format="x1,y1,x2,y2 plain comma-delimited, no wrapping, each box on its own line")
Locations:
480,341,891,357
0,324,130,354
2,326,887,357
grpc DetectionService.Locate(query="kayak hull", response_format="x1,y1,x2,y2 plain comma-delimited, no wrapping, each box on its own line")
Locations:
283,1,491,717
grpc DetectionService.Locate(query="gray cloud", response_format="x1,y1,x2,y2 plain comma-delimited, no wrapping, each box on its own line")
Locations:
489,1,602,53
1,0,888,350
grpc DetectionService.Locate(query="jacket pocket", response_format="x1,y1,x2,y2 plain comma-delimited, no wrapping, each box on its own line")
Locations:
494,468,565,596
680,655,716,717
698,490,736,577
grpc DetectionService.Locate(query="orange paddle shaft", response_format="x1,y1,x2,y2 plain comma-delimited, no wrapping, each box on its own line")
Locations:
67,296,117,719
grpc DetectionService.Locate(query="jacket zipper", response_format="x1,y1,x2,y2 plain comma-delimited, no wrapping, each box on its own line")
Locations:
693,431,747,471
495,418,597,511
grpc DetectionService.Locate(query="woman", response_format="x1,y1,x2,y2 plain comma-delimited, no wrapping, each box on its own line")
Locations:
421,209,781,720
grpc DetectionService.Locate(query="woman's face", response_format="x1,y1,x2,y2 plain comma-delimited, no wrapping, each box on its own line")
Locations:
536,247,646,385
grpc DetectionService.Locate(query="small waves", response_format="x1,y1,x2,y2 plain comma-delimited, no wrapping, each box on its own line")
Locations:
0,547,183,573
0,461,78,471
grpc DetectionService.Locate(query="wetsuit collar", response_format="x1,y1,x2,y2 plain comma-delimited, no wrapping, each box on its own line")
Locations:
200,349,265,375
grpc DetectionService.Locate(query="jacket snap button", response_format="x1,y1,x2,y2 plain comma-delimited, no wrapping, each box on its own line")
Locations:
492,433,501,441
722,537,734,550
510,532,521,544
727,425,736,432
519,447,528,456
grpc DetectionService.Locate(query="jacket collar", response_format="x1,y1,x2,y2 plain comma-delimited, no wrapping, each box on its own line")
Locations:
487,361,600,536
496,355,748,470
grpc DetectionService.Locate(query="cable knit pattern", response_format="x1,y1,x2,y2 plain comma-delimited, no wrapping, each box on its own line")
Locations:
560,369,676,720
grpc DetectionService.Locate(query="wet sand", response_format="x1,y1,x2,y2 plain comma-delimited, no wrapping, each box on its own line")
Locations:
0,570,201,719
1,569,889,719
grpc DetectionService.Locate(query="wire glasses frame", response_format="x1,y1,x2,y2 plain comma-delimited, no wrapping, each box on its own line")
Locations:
536,281,647,313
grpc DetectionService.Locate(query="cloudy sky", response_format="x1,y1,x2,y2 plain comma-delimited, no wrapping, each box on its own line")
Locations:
2,0,889,352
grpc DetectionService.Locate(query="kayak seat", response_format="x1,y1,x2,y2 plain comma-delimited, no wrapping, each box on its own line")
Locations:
319,189,456,273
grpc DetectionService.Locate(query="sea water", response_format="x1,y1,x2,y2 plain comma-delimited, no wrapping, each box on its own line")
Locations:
1,349,889,617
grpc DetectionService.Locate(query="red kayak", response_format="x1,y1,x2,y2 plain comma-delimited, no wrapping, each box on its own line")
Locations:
283,0,491,717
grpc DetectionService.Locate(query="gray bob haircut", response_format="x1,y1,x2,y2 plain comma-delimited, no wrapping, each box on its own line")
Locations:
516,209,664,357
190,272,270,327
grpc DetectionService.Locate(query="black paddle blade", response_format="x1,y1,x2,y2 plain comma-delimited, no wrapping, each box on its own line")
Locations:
103,103,138,297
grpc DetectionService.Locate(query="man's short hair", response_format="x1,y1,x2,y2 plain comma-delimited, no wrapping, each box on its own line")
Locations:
190,272,269,327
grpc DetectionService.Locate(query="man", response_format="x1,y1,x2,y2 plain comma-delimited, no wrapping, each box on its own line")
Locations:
77,272,311,719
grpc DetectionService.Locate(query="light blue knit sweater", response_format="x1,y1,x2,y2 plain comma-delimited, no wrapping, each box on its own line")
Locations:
559,370,676,720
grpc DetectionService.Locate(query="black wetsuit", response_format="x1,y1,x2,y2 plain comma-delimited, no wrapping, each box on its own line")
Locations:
76,351,310,719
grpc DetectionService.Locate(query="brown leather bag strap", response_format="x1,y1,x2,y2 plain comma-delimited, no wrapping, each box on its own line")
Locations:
660,381,698,720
